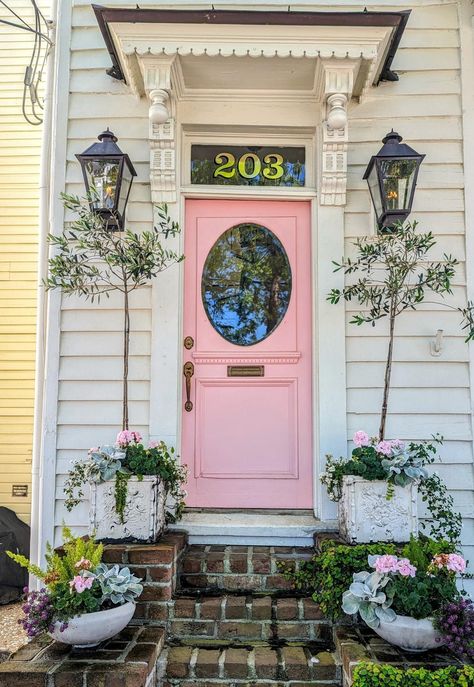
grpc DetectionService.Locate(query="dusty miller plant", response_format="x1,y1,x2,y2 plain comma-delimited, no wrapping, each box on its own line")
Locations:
328,221,474,440
45,194,184,430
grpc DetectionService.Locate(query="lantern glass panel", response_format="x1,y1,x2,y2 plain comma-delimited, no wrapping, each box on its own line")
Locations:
378,158,418,212
367,165,383,218
117,164,133,219
84,158,121,211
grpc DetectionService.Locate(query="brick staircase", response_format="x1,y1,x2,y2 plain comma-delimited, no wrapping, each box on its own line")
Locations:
158,544,342,686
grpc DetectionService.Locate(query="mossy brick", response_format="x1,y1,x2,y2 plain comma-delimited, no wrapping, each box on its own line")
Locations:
194,649,221,678
252,556,271,574
128,545,175,565
200,598,222,619
147,603,168,621
166,646,192,678
276,598,299,620
252,596,272,620
86,663,148,687
102,545,127,564
303,597,325,620
125,642,159,670
222,574,262,591
174,598,196,618
219,621,262,639
281,646,310,680
253,646,279,679
170,620,215,637
310,651,338,680
52,662,88,687
0,661,56,687
225,596,247,619
224,648,249,679
277,622,310,640
138,627,165,645
140,584,172,601
182,558,202,573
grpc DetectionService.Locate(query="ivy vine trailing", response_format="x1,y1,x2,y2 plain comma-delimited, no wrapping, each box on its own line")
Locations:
114,471,131,524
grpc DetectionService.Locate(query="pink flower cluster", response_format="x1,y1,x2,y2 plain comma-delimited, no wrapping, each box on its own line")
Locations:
116,430,142,448
374,554,417,577
69,575,94,594
352,431,405,456
431,553,466,574
74,557,91,571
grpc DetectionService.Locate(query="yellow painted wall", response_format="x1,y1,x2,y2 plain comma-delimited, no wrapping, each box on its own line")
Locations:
0,2,49,522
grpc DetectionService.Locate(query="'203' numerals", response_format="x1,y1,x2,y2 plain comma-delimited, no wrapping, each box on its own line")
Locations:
214,152,284,180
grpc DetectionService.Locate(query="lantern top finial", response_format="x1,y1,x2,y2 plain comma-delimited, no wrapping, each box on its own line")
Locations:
97,128,118,143
382,130,402,144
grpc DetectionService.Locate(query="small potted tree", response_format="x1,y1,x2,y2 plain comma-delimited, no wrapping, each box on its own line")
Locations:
45,195,186,541
322,222,474,543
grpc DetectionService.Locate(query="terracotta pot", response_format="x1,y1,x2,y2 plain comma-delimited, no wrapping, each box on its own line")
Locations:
49,601,135,648
374,614,444,652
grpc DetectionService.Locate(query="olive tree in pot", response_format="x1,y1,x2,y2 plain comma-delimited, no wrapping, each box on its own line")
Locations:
322,222,474,543
45,195,185,541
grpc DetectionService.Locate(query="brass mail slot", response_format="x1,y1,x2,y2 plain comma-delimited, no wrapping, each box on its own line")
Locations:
227,365,264,377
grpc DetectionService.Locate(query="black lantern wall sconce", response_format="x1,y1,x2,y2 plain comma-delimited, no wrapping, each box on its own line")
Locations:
363,131,425,232
76,129,137,230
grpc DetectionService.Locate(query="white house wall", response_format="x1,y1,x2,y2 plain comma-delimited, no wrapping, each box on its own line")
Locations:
51,1,474,561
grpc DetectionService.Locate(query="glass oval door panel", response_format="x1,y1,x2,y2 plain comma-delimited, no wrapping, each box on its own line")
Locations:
201,222,292,346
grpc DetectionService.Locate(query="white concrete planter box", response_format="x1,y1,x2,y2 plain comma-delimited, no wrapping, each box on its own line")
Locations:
90,476,166,542
374,615,443,652
338,476,418,543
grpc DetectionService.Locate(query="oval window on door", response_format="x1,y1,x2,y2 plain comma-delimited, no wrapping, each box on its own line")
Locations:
201,222,292,346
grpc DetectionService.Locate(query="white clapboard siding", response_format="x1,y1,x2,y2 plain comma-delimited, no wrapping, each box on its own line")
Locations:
52,0,474,567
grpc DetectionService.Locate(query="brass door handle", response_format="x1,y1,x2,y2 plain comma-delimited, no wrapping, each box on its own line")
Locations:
183,361,194,411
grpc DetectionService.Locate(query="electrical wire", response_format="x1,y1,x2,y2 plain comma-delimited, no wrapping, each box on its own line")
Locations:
0,0,52,125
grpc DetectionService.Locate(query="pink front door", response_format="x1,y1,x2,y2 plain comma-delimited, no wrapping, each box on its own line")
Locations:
182,199,312,508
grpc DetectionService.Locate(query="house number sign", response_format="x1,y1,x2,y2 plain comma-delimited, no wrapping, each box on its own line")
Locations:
191,145,305,187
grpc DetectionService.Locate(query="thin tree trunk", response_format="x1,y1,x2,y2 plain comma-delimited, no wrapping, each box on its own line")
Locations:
122,283,130,430
379,307,396,441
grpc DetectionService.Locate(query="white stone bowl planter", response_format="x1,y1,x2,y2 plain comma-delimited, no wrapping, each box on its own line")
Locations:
90,476,166,542
338,476,418,543
49,601,135,648
374,615,444,652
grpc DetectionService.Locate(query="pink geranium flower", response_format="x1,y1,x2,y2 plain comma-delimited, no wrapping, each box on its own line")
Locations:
396,558,417,578
149,440,160,449
69,575,94,594
374,554,399,574
74,558,91,571
390,439,405,451
375,440,393,457
353,431,370,448
116,430,142,447
447,554,466,573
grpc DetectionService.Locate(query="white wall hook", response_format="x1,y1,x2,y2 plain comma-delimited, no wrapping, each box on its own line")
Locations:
430,329,444,357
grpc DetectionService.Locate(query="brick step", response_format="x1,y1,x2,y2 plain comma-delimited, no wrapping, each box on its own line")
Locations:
168,595,329,642
179,545,313,594
160,643,341,685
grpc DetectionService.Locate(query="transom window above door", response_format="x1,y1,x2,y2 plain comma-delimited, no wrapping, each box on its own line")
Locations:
201,223,292,346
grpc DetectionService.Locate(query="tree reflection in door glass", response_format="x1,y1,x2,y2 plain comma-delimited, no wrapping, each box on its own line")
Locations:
201,223,292,346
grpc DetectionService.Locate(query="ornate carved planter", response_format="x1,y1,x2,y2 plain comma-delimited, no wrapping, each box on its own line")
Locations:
90,476,166,542
338,476,418,543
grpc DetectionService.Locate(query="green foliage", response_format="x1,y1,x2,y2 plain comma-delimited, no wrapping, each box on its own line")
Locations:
390,571,458,620
353,662,474,687
44,527,103,585
114,471,131,524
6,552,46,581
327,221,474,439
282,536,456,623
420,474,463,545
50,581,101,622
123,441,188,523
64,446,126,512
282,540,397,621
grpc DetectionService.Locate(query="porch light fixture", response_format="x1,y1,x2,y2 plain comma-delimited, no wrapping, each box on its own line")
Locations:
363,130,424,231
76,129,137,230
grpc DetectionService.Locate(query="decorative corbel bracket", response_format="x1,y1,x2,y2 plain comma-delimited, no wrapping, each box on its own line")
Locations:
319,61,357,206
141,56,177,203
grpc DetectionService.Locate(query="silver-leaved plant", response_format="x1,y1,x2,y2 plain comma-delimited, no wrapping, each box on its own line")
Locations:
342,570,396,629
89,563,143,605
